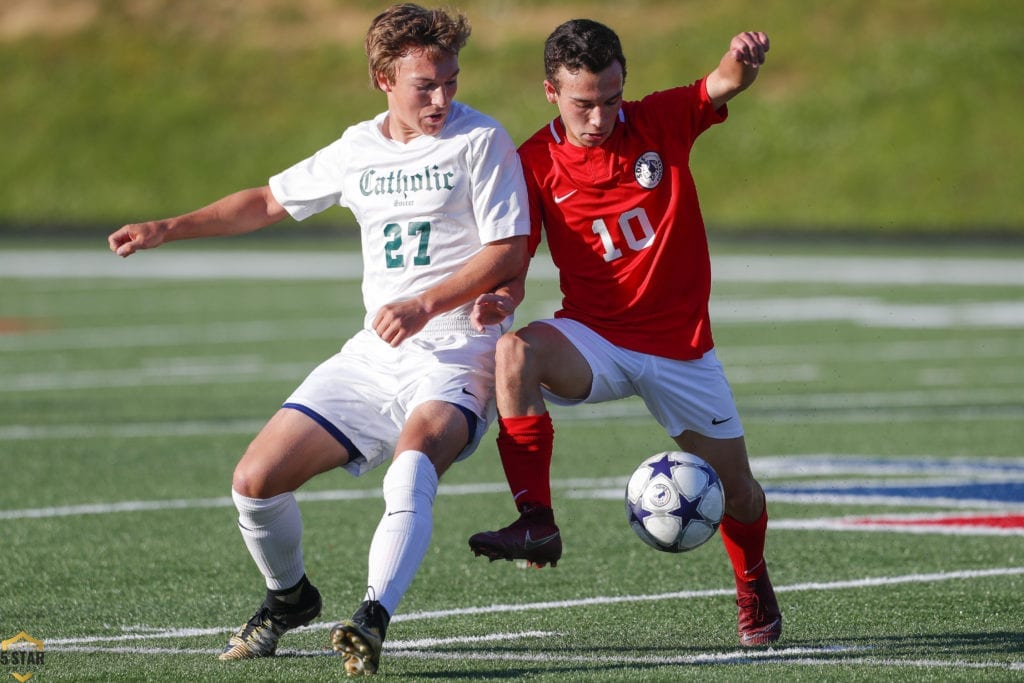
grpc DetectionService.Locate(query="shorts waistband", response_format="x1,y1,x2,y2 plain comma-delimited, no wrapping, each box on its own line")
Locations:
421,315,477,334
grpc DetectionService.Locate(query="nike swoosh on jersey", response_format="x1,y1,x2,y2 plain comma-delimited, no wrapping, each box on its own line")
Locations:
554,189,577,204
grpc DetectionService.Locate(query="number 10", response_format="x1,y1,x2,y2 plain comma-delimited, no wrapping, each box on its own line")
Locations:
591,207,655,262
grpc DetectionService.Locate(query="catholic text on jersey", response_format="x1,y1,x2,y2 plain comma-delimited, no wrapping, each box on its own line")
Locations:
359,165,456,199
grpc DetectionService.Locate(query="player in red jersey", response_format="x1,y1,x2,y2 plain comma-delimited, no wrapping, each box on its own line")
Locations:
467,19,781,646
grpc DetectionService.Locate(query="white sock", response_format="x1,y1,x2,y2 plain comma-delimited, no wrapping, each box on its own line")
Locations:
231,489,305,591
365,450,438,617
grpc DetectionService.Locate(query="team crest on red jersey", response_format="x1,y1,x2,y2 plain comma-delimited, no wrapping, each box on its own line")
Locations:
634,151,664,189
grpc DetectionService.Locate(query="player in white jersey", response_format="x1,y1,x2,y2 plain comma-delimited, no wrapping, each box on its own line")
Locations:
106,4,528,676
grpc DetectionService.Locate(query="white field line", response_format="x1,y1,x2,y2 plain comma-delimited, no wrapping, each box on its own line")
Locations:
751,455,1024,478
1,403,1021,442
771,518,1024,536
40,568,1024,672
0,319,344,352
6,403,1023,443
0,359,825,394
45,643,1024,673
5,491,1019,521
4,363,1020,396
389,649,1021,673
4,250,1024,285
712,296,1024,328
578,489,1024,512
5,454,1023,519
47,629,559,656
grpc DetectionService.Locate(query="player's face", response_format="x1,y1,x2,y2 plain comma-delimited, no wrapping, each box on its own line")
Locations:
378,48,459,142
545,62,624,148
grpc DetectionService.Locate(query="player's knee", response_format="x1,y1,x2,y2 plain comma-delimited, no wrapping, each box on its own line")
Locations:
723,475,764,520
231,456,273,499
495,331,532,377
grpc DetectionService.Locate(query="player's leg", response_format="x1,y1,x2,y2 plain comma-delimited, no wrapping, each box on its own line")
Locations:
331,400,469,676
468,320,593,567
675,428,781,646
639,348,781,646
220,407,353,660
674,432,763,523
366,400,469,614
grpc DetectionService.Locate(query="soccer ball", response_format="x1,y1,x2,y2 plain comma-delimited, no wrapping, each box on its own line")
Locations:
625,451,725,552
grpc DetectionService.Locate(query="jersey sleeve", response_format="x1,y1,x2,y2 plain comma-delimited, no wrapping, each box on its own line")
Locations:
268,135,348,222
637,78,727,144
467,125,530,244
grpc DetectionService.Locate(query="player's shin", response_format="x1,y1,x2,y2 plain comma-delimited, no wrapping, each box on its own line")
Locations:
496,413,555,511
232,489,306,589
719,498,768,581
365,450,438,617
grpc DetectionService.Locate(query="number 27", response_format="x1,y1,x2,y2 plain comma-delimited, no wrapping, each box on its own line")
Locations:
384,221,431,268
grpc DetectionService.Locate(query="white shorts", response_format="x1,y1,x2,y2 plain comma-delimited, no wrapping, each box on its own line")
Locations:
538,318,744,440
284,325,501,476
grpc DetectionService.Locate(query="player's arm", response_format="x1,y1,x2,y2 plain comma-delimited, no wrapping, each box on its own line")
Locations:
470,266,528,332
108,185,288,257
373,235,529,346
705,31,770,112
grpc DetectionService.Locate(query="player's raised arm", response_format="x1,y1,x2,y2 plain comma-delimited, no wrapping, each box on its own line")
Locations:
108,185,288,257
705,31,770,111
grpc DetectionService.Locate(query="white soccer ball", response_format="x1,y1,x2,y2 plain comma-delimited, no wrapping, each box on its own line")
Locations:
625,451,725,552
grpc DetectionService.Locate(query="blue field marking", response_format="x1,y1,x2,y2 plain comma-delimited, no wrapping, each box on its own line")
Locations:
755,455,1024,508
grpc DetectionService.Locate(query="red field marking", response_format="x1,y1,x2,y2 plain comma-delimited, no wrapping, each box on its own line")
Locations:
0,317,53,334
850,514,1024,530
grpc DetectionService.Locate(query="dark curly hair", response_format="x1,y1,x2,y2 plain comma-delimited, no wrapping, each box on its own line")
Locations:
544,19,626,90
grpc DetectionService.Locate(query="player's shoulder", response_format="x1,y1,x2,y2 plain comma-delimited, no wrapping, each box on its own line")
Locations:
332,112,386,149
442,102,512,142
518,120,559,155
632,79,705,112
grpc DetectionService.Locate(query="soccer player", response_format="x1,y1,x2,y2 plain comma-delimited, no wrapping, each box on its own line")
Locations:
108,4,528,675
467,20,782,646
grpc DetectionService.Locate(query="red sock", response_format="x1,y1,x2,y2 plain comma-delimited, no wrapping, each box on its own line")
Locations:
719,502,768,582
496,413,554,511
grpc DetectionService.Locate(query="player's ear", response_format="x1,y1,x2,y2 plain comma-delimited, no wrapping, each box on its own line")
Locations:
543,80,558,104
375,71,393,92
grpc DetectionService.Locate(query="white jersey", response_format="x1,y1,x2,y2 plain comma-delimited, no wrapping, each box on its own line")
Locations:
269,102,529,331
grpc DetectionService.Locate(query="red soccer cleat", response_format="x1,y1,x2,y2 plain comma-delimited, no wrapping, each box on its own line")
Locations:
736,567,782,646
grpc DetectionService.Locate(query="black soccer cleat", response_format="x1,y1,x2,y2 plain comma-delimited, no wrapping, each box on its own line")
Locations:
219,579,322,660
468,505,562,568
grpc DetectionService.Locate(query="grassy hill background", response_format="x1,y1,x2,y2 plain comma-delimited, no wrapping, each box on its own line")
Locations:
1,0,1021,237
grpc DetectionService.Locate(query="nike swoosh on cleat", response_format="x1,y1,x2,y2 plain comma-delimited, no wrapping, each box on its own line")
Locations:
740,618,782,644
523,530,559,550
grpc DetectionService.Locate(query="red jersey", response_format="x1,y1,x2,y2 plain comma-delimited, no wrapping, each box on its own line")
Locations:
518,78,726,360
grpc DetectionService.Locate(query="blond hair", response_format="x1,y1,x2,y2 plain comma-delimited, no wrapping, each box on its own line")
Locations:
365,4,471,90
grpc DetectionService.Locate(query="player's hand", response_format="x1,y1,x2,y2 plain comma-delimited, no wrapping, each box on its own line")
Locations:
108,221,167,257
373,297,430,347
729,31,769,68
470,292,514,332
